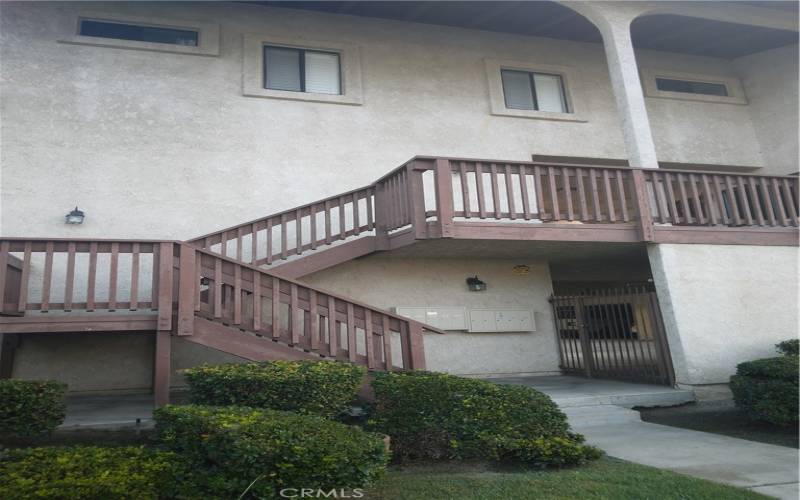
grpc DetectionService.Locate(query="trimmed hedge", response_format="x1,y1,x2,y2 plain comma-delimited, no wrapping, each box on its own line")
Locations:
182,361,365,418
0,446,177,500
730,348,798,427
368,371,601,466
0,379,66,437
154,404,389,499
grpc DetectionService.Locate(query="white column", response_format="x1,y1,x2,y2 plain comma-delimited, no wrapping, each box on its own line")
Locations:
600,21,660,169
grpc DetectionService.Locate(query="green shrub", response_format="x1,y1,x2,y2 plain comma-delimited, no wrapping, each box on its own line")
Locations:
0,379,66,437
154,404,389,499
0,446,177,500
368,371,601,466
731,354,798,427
776,339,799,356
181,361,365,418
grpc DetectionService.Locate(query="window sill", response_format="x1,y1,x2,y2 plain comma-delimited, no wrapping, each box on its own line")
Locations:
490,108,587,122
242,87,363,106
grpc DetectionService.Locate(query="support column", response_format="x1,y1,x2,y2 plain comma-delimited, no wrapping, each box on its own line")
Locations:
600,21,659,169
153,330,171,407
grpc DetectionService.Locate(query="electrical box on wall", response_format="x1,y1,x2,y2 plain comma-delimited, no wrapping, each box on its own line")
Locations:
468,309,536,333
393,307,468,331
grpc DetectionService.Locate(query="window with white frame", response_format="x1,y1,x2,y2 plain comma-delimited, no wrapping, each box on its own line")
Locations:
654,77,728,97
640,68,747,105
501,69,568,113
264,46,341,95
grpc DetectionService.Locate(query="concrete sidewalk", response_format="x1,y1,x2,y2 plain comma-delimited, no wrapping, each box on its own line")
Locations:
574,420,799,500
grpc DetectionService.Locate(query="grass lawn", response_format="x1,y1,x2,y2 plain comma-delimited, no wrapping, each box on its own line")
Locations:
640,405,799,449
364,458,769,500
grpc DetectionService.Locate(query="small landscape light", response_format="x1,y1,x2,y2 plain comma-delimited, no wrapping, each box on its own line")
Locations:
65,206,85,225
466,275,487,292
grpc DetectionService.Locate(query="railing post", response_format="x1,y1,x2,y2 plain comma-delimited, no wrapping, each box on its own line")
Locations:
631,169,655,242
408,322,426,371
373,181,390,250
156,242,175,332
407,161,428,239
154,242,175,407
177,244,196,336
433,158,455,237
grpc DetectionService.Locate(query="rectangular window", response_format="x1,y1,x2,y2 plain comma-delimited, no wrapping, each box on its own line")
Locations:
655,77,728,97
264,46,341,95
501,69,568,113
78,19,199,46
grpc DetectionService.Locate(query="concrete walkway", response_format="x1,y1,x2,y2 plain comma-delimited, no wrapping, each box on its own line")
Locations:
574,420,799,500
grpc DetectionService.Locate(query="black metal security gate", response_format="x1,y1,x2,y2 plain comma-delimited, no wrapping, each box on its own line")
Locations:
550,286,675,386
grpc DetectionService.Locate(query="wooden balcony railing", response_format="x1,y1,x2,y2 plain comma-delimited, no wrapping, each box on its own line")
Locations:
0,239,435,371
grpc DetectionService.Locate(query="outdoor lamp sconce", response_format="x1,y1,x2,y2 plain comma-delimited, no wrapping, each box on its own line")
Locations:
466,275,487,292
65,206,85,225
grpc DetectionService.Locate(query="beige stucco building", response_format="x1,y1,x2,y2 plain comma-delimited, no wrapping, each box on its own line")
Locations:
0,1,797,403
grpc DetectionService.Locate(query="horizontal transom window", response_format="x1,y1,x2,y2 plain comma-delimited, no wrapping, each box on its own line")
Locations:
501,69,568,113
264,46,341,95
78,18,199,46
655,77,729,97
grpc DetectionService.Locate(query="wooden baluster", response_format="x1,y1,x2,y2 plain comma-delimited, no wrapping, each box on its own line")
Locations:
589,169,602,221
771,178,789,226
253,272,262,332
575,168,589,221
194,253,201,312
290,284,300,345
382,315,393,371
251,223,258,264
780,178,799,225
724,176,743,225
353,192,361,234
64,242,76,311
712,175,730,225
336,195,345,238
519,165,532,220
602,170,616,222
272,277,281,339
616,171,630,222
346,303,356,362
736,177,753,225
475,163,487,219
213,258,222,318
700,174,717,225
676,174,692,224
758,178,776,226
688,174,704,224
664,173,680,224
324,200,332,244
505,164,517,219
548,167,561,221
650,173,668,224
366,189,375,230
220,231,227,258
236,227,243,262
309,290,319,350
364,309,375,369
309,204,317,249
747,178,765,226
562,167,574,221
108,243,119,310
89,242,98,311
280,213,288,259
490,163,501,219
328,296,338,357
130,243,139,310
17,242,31,312
400,322,412,370
41,242,53,312
295,208,303,255
177,245,196,337
460,162,471,218
233,265,242,325
533,165,544,219
266,218,274,265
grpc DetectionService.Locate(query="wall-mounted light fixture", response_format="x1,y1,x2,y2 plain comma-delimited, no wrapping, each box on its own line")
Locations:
65,207,85,225
466,275,487,292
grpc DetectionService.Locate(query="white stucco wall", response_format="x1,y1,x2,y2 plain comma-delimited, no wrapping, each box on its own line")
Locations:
648,243,799,389
0,1,784,242
304,256,561,377
734,44,800,176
